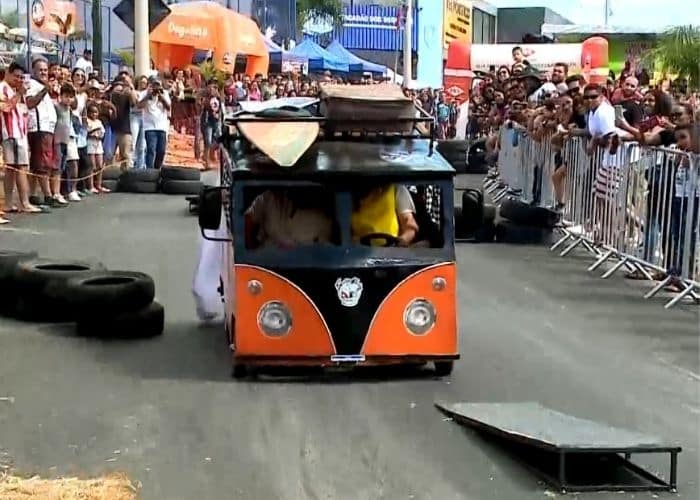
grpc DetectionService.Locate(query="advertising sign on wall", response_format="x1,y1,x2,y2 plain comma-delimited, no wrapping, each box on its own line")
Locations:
31,0,78,36
608,39,655,74
303,5,418,52
443,0,472,50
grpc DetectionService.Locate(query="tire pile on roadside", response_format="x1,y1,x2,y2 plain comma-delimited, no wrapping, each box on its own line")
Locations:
0,250,164,338
495,196,560,245
101,166,202,195
436,139,490,175
455,188,496,243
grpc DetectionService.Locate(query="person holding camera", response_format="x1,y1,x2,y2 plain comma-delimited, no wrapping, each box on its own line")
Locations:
109,73,139,171
138,76,171,170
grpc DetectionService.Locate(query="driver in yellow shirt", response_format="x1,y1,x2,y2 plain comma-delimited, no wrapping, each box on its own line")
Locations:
351,184,419,246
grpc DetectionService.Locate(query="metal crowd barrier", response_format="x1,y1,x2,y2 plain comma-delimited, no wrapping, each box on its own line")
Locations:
484,126,700,309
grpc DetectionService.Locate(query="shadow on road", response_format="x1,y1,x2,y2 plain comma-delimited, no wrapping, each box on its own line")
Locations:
33,321,447,385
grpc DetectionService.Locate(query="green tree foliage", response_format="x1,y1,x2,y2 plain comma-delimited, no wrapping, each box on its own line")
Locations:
647,25,700,88
296,0,342,30
0,9,19,28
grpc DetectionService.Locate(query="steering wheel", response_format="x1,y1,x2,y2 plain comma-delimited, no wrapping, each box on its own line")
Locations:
359,233,401,247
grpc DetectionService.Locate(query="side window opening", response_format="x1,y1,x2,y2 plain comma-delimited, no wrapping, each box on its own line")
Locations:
242,185,341,250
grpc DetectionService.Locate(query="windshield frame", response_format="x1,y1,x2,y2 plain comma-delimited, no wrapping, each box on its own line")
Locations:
231,179,455,268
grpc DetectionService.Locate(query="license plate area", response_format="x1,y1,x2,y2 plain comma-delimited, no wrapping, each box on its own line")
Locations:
330,354,366,363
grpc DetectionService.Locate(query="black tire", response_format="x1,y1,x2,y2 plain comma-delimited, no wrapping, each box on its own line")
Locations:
454,206,469,239
232,363,248,379
76,301,165,339
162,179,203,195
44,271,155,315
120,168,161,183
101,179,119,192
465,152,489,174
102,166,122,180
160,166,201,181
118,179,160,193
0,250,38,315
461,188,483,235
434,361,454,376
11,259,106,322
495,220,555,245
474,204,497,243
14,259,106,294
443,154,467,174
499,197,560,228
436,140,469,157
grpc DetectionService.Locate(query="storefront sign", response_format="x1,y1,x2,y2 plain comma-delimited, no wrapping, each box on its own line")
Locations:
303,5,418,52
167,22,209,39
443,0,472,50
342,13,400,30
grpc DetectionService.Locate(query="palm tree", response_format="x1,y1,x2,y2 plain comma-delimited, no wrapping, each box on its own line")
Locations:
647,25,700,88
296,0,342,31
92,0,102,73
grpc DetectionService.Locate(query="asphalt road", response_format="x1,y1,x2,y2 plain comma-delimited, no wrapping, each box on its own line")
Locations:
0,192,698,500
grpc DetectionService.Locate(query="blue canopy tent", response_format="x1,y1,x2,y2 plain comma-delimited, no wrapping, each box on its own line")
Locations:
289,39,349,73
265,38,308,72
325,40,387,76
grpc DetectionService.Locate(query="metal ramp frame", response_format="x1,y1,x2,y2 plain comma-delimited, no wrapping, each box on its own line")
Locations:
435,402,681,494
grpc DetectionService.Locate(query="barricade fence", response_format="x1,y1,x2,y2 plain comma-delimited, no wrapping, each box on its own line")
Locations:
484,126,699,309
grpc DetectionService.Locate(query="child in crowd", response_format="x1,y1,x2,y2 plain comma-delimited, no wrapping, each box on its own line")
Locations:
54,83,81,202
86,104,108,193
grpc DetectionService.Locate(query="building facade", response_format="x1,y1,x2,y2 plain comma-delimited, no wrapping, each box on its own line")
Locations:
496,7,572,44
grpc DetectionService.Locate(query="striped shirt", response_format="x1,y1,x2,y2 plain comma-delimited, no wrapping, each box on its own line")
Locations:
0,81,28,141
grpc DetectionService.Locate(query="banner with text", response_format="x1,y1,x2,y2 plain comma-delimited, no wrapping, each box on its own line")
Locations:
443,0,472,50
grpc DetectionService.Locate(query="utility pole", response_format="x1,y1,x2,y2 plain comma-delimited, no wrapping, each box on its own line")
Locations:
25,0,31,68
134,0,150,75
402,0,412,84
604,0,610,26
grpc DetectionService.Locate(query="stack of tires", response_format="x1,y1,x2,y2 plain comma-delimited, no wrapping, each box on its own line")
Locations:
119,169,161,193
0,250,164,338
436,140,491,175
455,188,496,243
436,140,468,174
159,166,203,195
101,166,122,192
114,166,202,195
496,196,560,244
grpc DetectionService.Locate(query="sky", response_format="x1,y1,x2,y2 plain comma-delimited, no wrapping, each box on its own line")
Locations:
489,0,700,29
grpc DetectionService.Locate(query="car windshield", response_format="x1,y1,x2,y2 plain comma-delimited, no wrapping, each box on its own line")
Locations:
238,182,447,253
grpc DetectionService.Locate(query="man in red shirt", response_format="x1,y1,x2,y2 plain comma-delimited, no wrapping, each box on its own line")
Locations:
0,62,39,222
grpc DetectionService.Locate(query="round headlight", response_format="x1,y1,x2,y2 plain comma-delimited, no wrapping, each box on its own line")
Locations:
257,301,292,337
404,299,436,335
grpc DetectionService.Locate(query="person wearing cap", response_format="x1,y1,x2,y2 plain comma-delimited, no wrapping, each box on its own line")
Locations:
138,76,171,169
74,49,93,76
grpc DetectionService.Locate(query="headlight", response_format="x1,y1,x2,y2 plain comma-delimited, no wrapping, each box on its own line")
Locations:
257,301,292,337
404,299,436,335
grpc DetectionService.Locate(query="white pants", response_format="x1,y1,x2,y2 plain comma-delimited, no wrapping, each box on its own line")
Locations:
192,209,231,320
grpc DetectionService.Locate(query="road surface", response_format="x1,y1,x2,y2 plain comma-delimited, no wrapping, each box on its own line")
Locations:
0,193,697,499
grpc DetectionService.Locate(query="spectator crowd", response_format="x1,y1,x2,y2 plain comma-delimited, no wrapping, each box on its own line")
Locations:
467,46,699,290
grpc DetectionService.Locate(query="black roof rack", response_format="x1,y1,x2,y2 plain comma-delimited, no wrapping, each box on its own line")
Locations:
223,94,436,147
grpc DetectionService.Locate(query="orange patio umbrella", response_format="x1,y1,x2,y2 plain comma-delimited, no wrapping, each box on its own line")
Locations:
150,1,269,76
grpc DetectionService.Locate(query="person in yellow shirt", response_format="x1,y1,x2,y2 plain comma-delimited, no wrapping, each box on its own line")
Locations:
351,184,419,247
